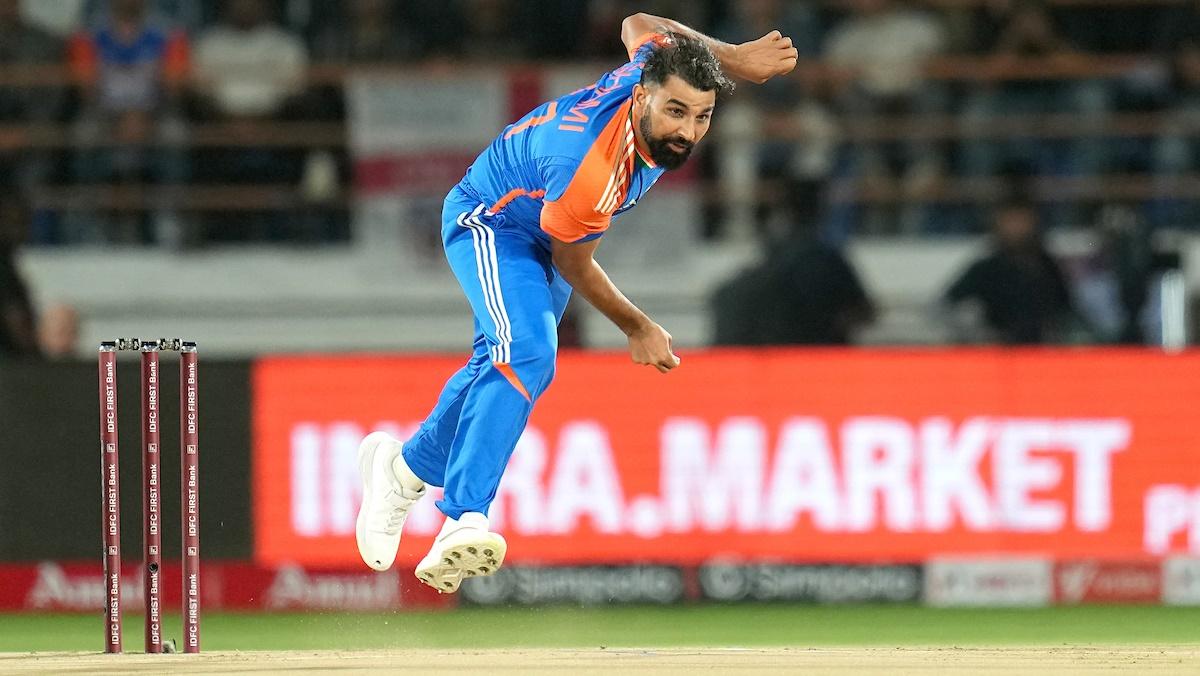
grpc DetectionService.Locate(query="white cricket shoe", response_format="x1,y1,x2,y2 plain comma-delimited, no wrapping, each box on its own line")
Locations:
415,512,507,594
355,432,426,572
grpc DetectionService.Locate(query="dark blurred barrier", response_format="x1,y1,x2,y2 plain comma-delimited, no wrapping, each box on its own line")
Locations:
0,359,253,561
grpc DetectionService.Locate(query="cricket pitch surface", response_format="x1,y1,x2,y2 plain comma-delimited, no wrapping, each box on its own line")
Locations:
3,647,1199,675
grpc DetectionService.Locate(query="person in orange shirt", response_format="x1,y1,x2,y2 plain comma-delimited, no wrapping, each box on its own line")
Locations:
67,0,189,243
355,13,798,593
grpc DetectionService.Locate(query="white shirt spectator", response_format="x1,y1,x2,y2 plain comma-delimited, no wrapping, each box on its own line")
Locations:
19,0,85,37
825,9,946,98
193,23,306,117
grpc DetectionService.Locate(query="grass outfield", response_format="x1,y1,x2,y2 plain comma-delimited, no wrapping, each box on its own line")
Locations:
2,605,1200,652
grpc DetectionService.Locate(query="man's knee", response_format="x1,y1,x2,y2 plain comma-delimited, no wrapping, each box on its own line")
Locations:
505,337,557,394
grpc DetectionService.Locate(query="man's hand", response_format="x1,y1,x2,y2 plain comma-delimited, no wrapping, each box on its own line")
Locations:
627,320,680,374
733,31,798,84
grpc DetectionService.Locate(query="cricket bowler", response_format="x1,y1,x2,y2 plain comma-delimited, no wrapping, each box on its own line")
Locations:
356,12,798,592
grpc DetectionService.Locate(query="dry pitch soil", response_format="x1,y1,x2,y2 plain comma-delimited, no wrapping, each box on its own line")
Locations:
1,647,1199,675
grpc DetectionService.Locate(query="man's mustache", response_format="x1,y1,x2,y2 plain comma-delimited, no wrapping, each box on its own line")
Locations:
664,137,693,151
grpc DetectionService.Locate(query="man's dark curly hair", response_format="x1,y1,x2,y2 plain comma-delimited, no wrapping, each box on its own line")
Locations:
640,32,734,98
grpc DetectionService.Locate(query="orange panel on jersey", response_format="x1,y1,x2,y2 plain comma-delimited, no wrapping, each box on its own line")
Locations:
489,188,546,213
504,101,558,140
540,100,633,243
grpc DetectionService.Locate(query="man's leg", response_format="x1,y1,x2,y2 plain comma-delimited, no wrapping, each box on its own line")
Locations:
355,195,492,572
391,279,565,496
402,236,561,493
438,209,559,516
416,204,560,591
399,327,490,487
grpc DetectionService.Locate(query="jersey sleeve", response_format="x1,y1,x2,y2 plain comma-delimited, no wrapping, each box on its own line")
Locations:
627,32,672,63
539,156,609,243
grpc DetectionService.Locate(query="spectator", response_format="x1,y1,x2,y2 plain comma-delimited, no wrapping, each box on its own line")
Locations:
37,302,81,359
716,0,821,59
1070,204,1155,345
959,0,1108,230
826,0,946,118
942,184,1074,345
455,0,526,62
0,0,66,192
0,190,39,358
1154,0,1200,54
192,0,305,121
67,0,190,244
990,0,1076,60
704,0,830,240
750,76,840,242
18,0,85,37
307,0,410,199
824,0,949,234
514,0,589,60
581,1,711,59
312,0,422,64
713,181,875,346
191,0,308,241
306,0,413,245
82,0,203,33
580,0,638,59
1152,40,1200,229
1056,2,1160,54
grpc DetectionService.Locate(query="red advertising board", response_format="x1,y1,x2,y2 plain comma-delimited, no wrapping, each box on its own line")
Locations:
252,349,1200,567
1053,560,1162,604
0,562,450,612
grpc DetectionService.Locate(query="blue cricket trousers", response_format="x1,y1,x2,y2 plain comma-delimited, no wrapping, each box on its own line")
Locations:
401,186,572,519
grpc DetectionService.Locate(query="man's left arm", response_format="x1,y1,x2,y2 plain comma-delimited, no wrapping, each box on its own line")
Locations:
550,237,680,374
620,13,798,84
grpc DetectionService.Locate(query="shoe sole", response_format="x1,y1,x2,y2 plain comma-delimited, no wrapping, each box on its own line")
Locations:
355,432,394,571
415,533,507,594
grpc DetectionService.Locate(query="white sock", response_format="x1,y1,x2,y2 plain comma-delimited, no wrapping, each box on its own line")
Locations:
389,451,425,493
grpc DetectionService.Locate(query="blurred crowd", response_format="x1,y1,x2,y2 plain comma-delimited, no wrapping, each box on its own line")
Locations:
1,0,1198,351
1,1,1199,241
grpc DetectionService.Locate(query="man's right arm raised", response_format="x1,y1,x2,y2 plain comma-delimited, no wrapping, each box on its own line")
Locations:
620,13,798,84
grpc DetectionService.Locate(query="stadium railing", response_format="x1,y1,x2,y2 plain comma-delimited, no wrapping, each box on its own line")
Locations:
0,52,1194,219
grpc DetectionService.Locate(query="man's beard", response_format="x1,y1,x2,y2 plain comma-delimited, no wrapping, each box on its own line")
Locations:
640,114,693,170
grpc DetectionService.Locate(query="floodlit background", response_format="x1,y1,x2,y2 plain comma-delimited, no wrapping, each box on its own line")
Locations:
1,0,1199,657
